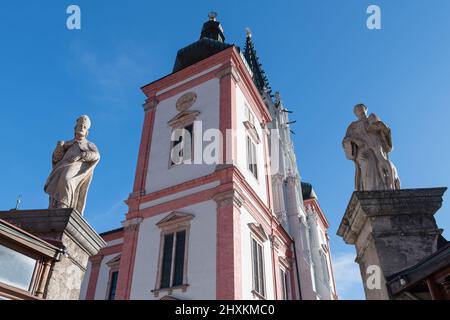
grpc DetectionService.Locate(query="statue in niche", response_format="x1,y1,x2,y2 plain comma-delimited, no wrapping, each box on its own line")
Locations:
44,115,100,215
343,104,400,191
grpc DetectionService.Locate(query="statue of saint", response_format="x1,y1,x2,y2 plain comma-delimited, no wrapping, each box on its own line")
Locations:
44,115,100,215
343,104,400,191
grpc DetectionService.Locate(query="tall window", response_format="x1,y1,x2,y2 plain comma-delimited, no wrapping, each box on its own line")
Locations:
107,271,119,300
160,230,187,289
280,269,289,300
245,104,255,126
251,238,265,297
0,243,36,292
247,136,258,179
170,124,193,166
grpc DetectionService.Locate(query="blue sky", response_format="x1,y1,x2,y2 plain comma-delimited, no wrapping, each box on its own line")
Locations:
1,1,449,300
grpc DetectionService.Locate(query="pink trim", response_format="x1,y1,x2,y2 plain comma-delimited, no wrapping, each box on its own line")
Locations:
141,47,271,123
141,49,231,97
131,104,157,207
156,68,218,102
271,243,279,299
118,45,287,301
85,255,103,300
98,243,122,257
127,171,220,207
115,224,141,300
216,201,242,299
101,231,124,243
304,198,330,229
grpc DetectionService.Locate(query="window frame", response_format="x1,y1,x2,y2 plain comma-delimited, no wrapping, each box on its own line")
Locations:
245,103,256,127
104,254,121,300
158,230,187,289
0,239,43,297
153,212,193,297
250,235,266,299
246,135,259,180
169,122,195,168
280,267,290,300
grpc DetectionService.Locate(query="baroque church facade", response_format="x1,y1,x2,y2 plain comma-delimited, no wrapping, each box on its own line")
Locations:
79,15,338,300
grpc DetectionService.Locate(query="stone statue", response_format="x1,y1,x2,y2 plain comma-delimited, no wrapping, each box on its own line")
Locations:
343,104,400,191
44,115,100,215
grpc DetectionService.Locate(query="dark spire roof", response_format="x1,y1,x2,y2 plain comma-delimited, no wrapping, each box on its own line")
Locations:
243,30,271,96
301,181,317,200
173,13,232,73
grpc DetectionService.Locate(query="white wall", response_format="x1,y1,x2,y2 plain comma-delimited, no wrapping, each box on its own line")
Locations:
79,238,123,300
235,86,268,206
79,261,91,299
130,200,217,299
145,78,220,193
240,207,275,300
94,253,120,300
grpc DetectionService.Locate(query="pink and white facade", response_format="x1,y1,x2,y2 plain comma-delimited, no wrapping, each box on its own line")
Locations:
80,15,338,300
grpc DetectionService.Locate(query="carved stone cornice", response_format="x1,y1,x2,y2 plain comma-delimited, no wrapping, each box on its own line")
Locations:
143,97,159,112
122,217,143,232
269,235,281,249
90,254,104,266
249,223,269,242
213,189,245,208
215,65,241,83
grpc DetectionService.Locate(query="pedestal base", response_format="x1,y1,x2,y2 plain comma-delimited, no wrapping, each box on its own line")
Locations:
0,208,106,300
337,188,447,300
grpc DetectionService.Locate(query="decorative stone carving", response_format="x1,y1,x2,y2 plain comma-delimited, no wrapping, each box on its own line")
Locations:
215,66,240,83
343,104,401,191
122,217,143,232
243,121,261,144
44,115,100,215
176,92,197,112
143,97,159,112
167,110,201,128
213,189,245,208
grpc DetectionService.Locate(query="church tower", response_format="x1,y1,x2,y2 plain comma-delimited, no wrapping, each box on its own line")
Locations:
80,14,337,300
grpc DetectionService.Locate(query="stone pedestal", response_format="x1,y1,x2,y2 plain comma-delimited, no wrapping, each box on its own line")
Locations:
337,188,447,300
0,209,106,300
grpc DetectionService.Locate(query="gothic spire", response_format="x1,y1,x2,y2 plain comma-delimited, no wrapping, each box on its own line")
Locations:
243,29,272,96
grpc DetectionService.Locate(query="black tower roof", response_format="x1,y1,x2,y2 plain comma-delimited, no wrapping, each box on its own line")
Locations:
173,13,232,73
243,30,271,96
301,181,317,200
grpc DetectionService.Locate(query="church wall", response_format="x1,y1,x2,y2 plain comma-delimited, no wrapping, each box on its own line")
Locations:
144,78,220,194
239,206,275,300
130,200,217,299
234,85,268,206
79,261,91,299
94,253,118,300
79,234,123,300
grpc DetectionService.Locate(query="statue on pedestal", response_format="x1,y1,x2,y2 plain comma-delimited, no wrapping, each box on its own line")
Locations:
44,115,100,215
343,104,400,191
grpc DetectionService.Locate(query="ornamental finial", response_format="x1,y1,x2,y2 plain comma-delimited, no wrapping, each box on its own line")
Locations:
246,27,252,38
208,11,218,21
